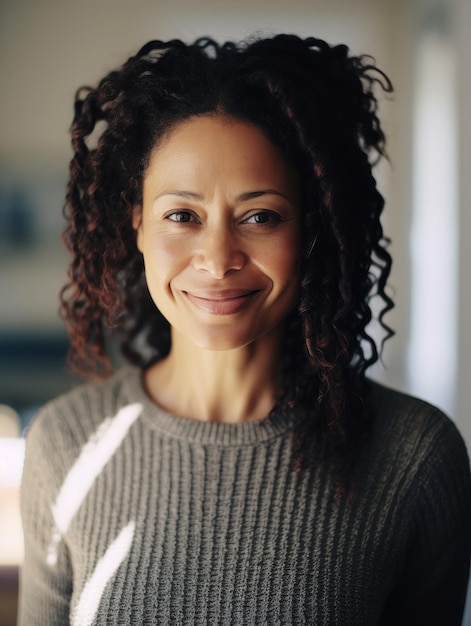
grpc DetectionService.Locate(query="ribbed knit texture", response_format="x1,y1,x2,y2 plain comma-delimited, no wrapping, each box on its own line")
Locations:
19,367,471,625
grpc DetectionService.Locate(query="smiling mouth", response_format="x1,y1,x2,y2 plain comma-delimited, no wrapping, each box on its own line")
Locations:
184,290,261,315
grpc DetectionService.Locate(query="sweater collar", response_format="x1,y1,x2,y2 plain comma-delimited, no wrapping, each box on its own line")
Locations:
121,367,293,446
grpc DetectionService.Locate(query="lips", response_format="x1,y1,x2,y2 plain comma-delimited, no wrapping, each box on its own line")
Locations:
184,289,260,315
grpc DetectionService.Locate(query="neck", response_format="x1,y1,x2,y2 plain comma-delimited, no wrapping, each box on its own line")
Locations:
143,328,285,424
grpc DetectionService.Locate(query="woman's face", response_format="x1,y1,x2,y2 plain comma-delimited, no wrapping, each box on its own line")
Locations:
134,114,302,352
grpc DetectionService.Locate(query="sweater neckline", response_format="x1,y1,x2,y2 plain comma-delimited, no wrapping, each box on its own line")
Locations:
120,367,293,446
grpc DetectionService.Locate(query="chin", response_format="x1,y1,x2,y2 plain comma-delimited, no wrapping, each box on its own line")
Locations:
181,320,281,353
191,333,255,352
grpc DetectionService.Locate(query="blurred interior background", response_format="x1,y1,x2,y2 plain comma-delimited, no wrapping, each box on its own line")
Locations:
1,0,470,623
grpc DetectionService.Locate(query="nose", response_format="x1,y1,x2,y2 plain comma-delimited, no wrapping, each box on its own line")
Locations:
192,226,246,279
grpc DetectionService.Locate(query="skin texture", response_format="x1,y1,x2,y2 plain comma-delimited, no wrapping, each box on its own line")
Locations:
133,114,302,423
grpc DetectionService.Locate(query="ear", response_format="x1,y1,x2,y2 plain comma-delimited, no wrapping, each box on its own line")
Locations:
132,205,144,253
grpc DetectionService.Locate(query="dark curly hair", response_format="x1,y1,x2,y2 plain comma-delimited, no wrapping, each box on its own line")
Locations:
61,34,394,472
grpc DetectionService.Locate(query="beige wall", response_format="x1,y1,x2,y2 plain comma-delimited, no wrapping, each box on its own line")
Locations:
0,0,400,164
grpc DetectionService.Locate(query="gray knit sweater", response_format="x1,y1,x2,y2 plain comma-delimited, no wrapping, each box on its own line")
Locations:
19,367,471,625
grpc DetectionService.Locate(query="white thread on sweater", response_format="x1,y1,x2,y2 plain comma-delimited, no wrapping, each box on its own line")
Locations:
71,521,135,626
46,403,142,566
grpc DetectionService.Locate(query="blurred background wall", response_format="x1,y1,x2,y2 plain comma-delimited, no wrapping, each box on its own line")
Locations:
0,0,470,622
2,0,470,445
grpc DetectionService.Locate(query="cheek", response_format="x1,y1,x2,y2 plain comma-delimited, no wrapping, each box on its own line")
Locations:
270,233,302,311
259,232,302,283
141,240,185,324
141,234,190,294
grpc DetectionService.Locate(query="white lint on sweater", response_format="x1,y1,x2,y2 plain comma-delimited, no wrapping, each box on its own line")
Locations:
46,403,142,566
71,521,135,626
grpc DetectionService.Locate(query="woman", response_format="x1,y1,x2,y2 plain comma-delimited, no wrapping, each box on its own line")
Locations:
19,35,471,625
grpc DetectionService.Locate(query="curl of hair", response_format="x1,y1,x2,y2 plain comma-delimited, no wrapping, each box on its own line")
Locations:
60,34,394,475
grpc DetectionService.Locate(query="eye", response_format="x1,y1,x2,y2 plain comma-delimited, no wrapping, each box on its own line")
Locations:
166,211,197,223
243,211,281,225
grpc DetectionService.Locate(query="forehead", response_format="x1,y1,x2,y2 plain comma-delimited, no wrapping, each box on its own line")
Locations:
145,114,300,194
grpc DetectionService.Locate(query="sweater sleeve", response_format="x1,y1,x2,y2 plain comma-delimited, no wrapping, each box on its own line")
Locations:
18,406,73,625
381,414,471,626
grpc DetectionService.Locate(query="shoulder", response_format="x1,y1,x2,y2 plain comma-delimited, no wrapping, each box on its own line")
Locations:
362,383,471,624
24,367,143,470
364,380,470,495
368,380,466,456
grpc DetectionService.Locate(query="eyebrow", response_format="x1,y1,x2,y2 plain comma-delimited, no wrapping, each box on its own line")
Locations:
154,189,293,203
